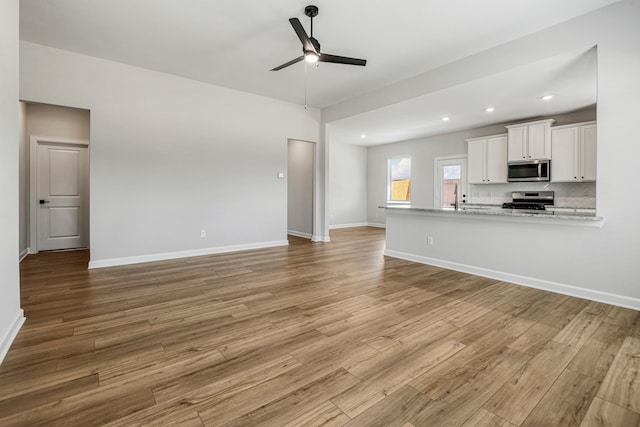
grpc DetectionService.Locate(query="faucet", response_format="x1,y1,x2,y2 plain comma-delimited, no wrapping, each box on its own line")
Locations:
453,183,459,210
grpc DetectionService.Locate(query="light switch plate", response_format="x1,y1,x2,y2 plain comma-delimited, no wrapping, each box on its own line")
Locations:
277,172,285,179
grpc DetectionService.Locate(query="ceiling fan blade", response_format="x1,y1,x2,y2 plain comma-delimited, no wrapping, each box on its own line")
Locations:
319,53,367,67
271,56,304,71
289,18,317,54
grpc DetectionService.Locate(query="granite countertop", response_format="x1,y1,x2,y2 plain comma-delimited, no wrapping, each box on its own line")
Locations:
380,204,602,221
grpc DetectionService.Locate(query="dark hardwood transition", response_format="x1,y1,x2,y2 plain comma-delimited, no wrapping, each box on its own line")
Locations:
1,227,639,426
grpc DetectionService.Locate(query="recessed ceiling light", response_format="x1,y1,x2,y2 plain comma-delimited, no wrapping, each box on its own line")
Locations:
441,116,450,122
541,95,553,101
485,107,495,113
360,134,366,139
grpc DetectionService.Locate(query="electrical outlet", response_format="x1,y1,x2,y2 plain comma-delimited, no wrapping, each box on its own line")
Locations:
427,236,434,246
200,229,206,238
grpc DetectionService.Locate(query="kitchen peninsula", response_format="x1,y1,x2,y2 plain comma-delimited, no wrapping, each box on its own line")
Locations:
380,203,608,308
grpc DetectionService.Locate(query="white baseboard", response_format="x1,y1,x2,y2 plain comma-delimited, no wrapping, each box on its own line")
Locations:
329,222,368,230
0,309,25,365
312,235,331,243
384,249,640,311
88,240,289,269
288,230,312,239
367,222,386,228
19,248,29,262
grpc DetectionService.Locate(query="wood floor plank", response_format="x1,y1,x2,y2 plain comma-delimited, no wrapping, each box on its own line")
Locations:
333,338,464,418
0,373,99,419
409,347,530,426
152,352,301,405
0,385,156,427
506,321,558,355
279,400,350,427
483,341,579,425
222,368,359,426
461,408,517,427
553,301,612,349
568,322,627,381
3,228,639,426
195,363,347,426
579,397,640,427
597,335,640,413
521,369,600,427
341,385,431,427
409,329,515,400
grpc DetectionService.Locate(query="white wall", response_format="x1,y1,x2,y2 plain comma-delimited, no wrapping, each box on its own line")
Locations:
19,103,90,256
329,142,367,228
353,0,640,306
287,139,314,238
26,103,90,140
0,0,24,364
367,128,474,224
20,42,320,266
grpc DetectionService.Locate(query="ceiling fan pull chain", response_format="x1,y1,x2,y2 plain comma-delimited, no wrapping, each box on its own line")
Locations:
304,60,308,109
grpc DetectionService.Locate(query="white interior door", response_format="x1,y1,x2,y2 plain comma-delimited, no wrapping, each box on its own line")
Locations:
434,156,467,209
36,142,89,251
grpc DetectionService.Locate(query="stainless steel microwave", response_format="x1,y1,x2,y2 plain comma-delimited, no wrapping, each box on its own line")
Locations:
507,160,550,182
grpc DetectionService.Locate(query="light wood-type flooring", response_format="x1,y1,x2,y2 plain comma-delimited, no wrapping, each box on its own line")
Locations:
2,227,640,426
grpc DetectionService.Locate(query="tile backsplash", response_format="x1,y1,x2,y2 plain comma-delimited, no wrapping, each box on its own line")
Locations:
468,181,596,208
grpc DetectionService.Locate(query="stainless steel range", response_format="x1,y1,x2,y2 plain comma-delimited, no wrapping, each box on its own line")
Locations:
502,191,554,213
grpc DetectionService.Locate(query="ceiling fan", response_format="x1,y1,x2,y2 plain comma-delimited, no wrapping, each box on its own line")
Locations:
271,5,367,71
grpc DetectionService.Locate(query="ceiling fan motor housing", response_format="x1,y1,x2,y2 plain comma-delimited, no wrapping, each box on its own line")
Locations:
305,5,319,18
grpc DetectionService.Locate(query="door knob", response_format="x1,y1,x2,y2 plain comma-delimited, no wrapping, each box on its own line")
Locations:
39,199,50,205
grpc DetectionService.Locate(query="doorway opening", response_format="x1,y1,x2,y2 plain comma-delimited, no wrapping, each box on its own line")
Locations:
287,139,315,239
434,155,467,209
19,102,91,256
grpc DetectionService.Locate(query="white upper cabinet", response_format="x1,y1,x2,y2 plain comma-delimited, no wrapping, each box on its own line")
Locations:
467,134,507,184
551,121,597,182
506,119,555,162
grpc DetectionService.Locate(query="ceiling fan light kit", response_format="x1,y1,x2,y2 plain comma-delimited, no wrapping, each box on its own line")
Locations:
271,5,367,71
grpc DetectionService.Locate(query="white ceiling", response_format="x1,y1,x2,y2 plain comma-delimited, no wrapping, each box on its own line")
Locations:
20,0,618,112
330,47,598,146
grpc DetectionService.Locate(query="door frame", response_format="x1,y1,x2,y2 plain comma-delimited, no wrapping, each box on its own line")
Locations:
29,135,89,253
287,138,316,240
433,154,467,209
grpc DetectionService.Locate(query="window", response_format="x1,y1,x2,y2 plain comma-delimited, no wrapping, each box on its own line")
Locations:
388,156,411,202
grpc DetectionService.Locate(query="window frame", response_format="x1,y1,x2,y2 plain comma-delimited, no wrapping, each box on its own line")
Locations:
387,155,412,204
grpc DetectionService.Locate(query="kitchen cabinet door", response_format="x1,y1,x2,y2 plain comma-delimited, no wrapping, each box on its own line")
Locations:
507,126,527,162
527,122,552,160
467,135,507,184
551,127,578,182
581,125,597,181
467,139,486,184
551,122,597,182
486,136,508,183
